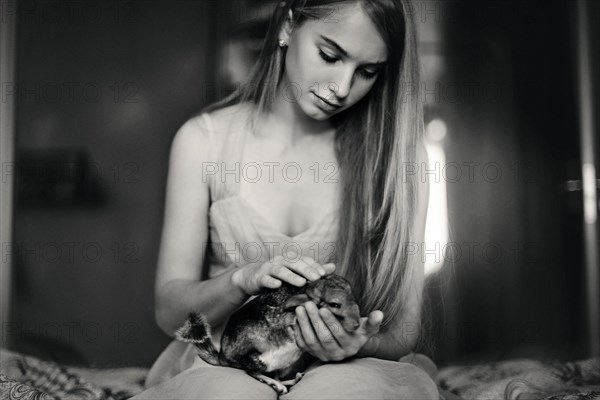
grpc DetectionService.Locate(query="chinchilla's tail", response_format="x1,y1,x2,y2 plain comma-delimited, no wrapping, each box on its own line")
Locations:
175,312,221,366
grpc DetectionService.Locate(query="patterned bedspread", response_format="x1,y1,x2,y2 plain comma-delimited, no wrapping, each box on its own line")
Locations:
2,348,599,399
437,357,600,400
0,349,146,399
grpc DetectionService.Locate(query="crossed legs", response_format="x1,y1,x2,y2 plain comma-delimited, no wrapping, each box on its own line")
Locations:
131,357,439,400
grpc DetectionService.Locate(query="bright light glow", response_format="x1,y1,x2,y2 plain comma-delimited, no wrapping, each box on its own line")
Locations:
426,119,447,142
423,139,449,276
583,163,597,224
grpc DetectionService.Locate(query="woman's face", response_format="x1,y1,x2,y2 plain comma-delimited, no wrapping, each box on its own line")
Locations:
282,2,388,120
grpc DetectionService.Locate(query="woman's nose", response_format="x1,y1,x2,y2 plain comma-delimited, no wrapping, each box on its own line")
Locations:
327,67,354,101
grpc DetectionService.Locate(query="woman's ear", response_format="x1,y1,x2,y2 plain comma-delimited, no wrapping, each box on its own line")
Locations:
278,9,294,45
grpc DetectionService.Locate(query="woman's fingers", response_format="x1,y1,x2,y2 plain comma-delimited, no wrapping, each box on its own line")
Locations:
294,303,376,362
303,302,342,350
268,262,306,286
365,310,384,336
318,307,352,347
292,323,306,350
297,255,327,276
260,274,281,289
270,255,331,284
258,255,337,290
321,262,336,275
289,256,325,281
295,306,322,350
281,256,325,281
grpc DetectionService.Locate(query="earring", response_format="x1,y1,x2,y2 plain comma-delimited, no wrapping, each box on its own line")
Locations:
278,39,288,48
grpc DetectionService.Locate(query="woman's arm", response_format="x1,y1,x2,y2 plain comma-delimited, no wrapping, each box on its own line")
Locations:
356,141,430,360
291,142,431,362
154,116,250,337
354,311,421,360
154,115,330,336
293,142,431,362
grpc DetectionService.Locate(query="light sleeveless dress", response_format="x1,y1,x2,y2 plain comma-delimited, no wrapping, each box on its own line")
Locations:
200,110,340,282
134,112,440,399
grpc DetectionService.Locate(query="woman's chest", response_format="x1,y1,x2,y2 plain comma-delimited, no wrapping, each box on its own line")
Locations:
238,137,341,238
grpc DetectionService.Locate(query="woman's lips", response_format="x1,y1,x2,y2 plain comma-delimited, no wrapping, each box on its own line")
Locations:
312,92,341,110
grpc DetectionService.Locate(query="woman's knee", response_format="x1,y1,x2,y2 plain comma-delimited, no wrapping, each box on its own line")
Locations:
200,367,279,399
282,358,439,400
396,362,440,399
132,365,278,400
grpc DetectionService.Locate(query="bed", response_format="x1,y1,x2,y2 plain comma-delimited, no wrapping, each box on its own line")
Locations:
1,348,599,399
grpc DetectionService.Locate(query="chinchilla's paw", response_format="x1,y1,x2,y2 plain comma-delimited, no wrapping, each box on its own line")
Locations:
250,373,289,394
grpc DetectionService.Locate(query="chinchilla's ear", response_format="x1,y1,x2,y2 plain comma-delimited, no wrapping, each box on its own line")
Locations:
306,285,322,302
284,294,309,310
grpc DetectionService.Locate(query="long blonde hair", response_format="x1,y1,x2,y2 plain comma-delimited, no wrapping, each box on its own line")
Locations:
202,0,424,329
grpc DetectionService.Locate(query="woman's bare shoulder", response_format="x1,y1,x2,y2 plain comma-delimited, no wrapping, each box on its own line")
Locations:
171,103,252,155
200,102,255,137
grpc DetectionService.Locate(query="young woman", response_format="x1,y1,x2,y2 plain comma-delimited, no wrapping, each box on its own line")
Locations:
133,0,439,398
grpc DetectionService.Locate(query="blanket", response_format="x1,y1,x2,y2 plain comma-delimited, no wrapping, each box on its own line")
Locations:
0,349,146,399
2,348,600,399
437,357,600,400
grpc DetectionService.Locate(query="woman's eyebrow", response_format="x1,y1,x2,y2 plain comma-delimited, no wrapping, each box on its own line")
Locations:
319,34,388,66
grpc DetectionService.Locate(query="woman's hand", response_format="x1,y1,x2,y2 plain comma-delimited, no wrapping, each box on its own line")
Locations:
290,302,383,362
231,255,336,296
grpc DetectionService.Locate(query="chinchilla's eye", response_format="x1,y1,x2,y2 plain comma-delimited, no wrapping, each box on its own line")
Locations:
327,302,341,308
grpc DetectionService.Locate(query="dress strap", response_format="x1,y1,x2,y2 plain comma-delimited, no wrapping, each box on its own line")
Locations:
197,112,221,203
233,116,249,197
200,113,215,140
198,111,247,201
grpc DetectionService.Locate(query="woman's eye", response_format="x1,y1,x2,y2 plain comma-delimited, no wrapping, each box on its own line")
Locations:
358,69,378,80
319,50,339,64
319,48,378,80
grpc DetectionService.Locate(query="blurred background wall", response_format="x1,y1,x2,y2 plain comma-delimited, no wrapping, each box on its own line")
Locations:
7,0,227,366
4,0,599,367
425,0,600,364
